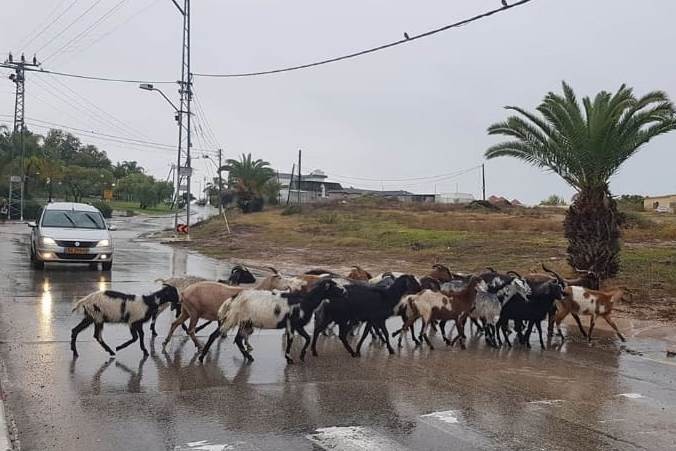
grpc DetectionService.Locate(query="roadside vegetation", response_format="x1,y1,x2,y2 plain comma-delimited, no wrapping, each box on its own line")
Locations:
187,198,676,322
0,126,174,218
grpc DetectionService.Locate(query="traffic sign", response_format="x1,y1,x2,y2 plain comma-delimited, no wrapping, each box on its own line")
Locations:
176,224,189,234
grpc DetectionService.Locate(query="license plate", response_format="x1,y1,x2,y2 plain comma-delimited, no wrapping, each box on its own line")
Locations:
64,247,88,255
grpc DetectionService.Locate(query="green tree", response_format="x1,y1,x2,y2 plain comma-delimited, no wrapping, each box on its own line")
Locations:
540,194,566,206
222,153,275,212
485,82,676,278
62,166,112,202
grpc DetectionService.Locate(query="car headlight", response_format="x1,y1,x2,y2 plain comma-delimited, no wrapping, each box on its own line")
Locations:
40,237,56,246
97,239,110,247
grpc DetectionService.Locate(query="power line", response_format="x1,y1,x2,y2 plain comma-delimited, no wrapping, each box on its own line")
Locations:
193,0,534,78
326,165,482,183
66,0,161,60
43,0,131,63
34,0,105,55
19,0,79,52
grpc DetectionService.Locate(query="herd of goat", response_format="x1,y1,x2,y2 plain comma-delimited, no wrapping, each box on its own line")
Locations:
70,263,631,363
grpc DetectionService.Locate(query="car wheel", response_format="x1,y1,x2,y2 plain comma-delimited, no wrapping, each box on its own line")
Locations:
102,261,113,271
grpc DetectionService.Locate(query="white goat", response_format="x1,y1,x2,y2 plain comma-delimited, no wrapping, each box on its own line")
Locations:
71,285,179,357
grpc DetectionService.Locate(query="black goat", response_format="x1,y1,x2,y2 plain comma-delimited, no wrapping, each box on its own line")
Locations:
311,274,422,357
495,278,564,349
227,265,257,285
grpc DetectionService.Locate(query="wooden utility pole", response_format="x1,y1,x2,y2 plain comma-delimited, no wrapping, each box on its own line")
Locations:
286,163,295,205
481,163,486,201
217,148,223,215
297,149,302,205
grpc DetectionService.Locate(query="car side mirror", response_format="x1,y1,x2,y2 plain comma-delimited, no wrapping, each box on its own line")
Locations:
107,224,118,231
27,221,37,228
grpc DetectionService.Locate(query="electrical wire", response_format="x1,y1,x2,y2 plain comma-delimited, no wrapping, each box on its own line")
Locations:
19,0,79,52
20,67,175,84
34,0,105,55
326,165,481,183
193,0,534,78
66,0,161,59
43,0,131,63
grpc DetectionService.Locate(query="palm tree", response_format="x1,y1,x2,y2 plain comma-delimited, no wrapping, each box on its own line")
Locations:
485,82,676,278
222,153,275,197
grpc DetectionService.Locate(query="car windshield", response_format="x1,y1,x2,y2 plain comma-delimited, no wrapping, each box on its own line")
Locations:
41,210,106,230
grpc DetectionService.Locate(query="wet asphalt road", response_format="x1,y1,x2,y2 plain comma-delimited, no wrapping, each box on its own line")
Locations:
0,216,675,451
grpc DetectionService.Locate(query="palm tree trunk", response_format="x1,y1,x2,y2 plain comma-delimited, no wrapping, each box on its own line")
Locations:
564,186,623,279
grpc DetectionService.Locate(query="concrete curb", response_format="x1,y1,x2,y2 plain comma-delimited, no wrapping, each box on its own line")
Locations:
0,361,16,451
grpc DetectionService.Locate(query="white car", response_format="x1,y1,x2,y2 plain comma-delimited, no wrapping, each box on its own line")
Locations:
28,202,115,270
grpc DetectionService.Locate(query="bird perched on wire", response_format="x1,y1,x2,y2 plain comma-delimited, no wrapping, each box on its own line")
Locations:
404,32,411,40
501,0,508,6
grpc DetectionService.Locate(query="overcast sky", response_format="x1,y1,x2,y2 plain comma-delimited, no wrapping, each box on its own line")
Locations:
2,0,675,204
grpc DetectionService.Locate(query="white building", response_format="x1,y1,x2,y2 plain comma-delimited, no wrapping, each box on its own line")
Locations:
435,192,475,204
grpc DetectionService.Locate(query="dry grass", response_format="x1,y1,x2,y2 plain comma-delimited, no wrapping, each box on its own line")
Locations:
185,201,676,321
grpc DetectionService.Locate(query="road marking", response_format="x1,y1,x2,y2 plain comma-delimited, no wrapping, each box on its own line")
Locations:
306,426,407,451
175,440,245,450
528,399,565,406
617,393,644,399
420,410,459,424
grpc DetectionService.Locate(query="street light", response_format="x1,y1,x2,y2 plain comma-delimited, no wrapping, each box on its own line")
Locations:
139,82,183,228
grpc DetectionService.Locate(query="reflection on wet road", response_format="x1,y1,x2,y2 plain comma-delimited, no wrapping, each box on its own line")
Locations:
1,215,675,450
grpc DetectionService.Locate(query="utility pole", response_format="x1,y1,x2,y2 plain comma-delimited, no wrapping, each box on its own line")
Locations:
217,148,223,215
3,52,40,221
170,0,192,231
297,149,302,205
481,163,486,201
286,163,295,205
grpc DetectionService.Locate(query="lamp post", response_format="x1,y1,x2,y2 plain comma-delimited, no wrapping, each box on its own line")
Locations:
139,83,182,228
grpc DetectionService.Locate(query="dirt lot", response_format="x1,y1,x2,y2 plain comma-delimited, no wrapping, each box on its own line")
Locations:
178,199,676,322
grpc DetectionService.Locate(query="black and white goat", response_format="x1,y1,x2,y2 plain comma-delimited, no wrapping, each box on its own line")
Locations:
311,274,422,357
71,284,180,357
211,279,347,363
151,275,206,336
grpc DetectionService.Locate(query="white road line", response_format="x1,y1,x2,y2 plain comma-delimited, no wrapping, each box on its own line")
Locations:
420,410,460,424
528,399,565,406
0,398,10,451
306,426,408,451
617,393,644,399
175,440,244,451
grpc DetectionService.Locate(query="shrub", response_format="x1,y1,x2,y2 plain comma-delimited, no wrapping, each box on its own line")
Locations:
617,194,645,212
622,211,655,230
90,200,113,218
281,205,302,216
317,212,340,224
237,197,264,213
22,200,43,220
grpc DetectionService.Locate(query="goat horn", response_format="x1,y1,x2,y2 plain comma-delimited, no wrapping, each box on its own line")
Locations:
541,263,565,286
485,266,496,273
506,270,522,278
266,266,279,275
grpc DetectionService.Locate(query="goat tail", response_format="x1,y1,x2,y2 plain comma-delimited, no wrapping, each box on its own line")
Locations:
217,296,241,335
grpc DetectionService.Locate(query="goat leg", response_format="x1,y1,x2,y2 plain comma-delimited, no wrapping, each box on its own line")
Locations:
116,324,139,352
198,324,223,362
355,322,372,357
135,322,149,357
284,321,295,364
587,316,596,343
297,326,312,361
602,315,625,342
420,321,434,350
338,323,359,357
150,313,158,337
71,316,94,357
194,321,213,334
572,313,587,338
310,315,331,357
234,329,254,362
377,320,395,355
534,321,545,350
93,322,115,356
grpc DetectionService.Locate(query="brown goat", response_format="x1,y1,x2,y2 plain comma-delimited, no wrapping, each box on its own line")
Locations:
396,276,485,349
162,271,294,349
554,286,629,342
346,266,372,281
